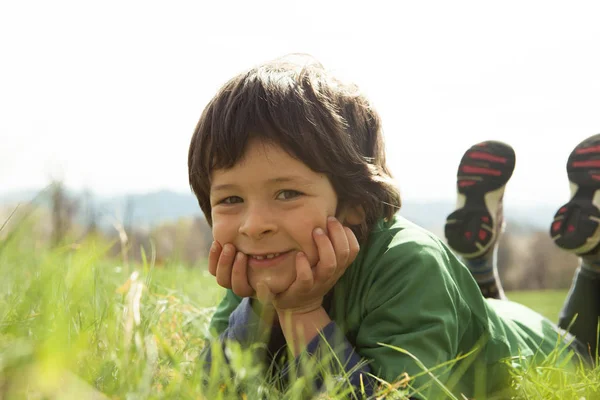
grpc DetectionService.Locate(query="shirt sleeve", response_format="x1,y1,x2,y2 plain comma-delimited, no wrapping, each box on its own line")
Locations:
208,289,243,336
202,297,265,367
354,236,471,397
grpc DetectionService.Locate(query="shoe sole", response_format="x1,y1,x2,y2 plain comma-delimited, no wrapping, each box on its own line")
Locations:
444,141,516,259
550,133,600,254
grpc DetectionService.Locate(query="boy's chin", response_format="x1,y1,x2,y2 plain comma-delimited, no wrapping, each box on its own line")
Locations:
248,270,295,296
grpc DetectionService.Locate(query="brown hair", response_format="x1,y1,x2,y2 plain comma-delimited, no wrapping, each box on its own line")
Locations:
188,54,401,243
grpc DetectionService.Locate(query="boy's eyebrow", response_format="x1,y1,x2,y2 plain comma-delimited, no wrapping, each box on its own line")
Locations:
211,176,315,192
268,176,314,186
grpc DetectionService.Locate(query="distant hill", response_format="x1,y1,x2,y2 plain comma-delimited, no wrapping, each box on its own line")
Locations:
0,189,42,205
0,188,202,230
398,200,556,236
96,190,203,228
0,188,557,234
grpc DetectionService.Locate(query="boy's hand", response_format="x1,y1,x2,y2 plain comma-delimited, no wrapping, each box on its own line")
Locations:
208,241,254,298
256,217,360,314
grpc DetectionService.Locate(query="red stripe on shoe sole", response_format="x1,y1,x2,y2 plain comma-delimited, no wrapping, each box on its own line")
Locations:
461,165,502,176
458,180,477,187
576,145,600,154
478,229,488,241
572,160,600,168
468,151,507,163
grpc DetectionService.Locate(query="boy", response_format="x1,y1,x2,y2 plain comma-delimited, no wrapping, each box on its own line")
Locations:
188,55,598,398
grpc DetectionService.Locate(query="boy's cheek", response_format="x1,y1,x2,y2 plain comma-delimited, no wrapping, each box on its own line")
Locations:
210,220,233,244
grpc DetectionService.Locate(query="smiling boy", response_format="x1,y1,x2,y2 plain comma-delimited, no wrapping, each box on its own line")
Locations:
209,138,359,299
207,138,363,356
188,55,596,398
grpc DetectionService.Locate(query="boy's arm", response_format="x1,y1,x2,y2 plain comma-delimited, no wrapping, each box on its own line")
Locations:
278,309,377,397
351,238,483,398
208,289,243,336
202,297,269,366
202,290,250,368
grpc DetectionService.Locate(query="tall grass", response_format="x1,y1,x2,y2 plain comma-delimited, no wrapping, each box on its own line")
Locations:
0,219,598,399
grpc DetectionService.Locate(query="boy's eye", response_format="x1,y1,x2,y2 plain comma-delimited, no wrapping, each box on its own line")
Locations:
220,196,243,205
276,190,302,200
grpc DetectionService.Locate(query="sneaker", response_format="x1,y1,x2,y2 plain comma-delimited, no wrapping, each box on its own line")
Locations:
550,133,600,255
444,141,516,259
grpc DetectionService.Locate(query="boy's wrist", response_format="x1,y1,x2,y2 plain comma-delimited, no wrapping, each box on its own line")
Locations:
275,301,324,317
277,306,331,356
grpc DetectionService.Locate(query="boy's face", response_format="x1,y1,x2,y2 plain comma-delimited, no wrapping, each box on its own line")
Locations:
209,138,338,294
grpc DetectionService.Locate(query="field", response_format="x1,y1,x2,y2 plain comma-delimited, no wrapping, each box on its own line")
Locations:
0,226,598,399
507,290,569,322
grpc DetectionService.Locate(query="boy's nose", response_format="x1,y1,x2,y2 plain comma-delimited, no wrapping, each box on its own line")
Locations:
238,208,277,239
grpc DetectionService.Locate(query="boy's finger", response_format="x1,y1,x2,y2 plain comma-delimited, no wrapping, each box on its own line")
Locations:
294,251,315,291
208,241,221,276
313,227,336,280
215,243,235,289
345,226,360,264
231,252,254,297
328,227,360,281
327,217,351,268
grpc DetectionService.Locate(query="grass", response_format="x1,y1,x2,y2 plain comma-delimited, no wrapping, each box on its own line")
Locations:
507,289,569,322
0,223,599,399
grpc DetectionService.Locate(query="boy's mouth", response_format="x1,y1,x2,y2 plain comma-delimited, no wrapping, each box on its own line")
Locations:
248,252,281,260
245,250,292,268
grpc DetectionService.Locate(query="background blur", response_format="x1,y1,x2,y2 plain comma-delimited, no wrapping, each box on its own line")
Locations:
2,0,600,289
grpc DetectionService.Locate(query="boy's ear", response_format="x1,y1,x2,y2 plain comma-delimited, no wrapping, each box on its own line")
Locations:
337,204,366,226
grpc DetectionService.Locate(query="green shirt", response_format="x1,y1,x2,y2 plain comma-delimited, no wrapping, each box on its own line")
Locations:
209,215,576,397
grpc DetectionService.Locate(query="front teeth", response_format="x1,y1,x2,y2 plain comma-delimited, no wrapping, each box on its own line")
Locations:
251,253,280,260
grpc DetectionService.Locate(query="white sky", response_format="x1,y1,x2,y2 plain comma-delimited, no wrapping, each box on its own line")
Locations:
1,0,599,207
